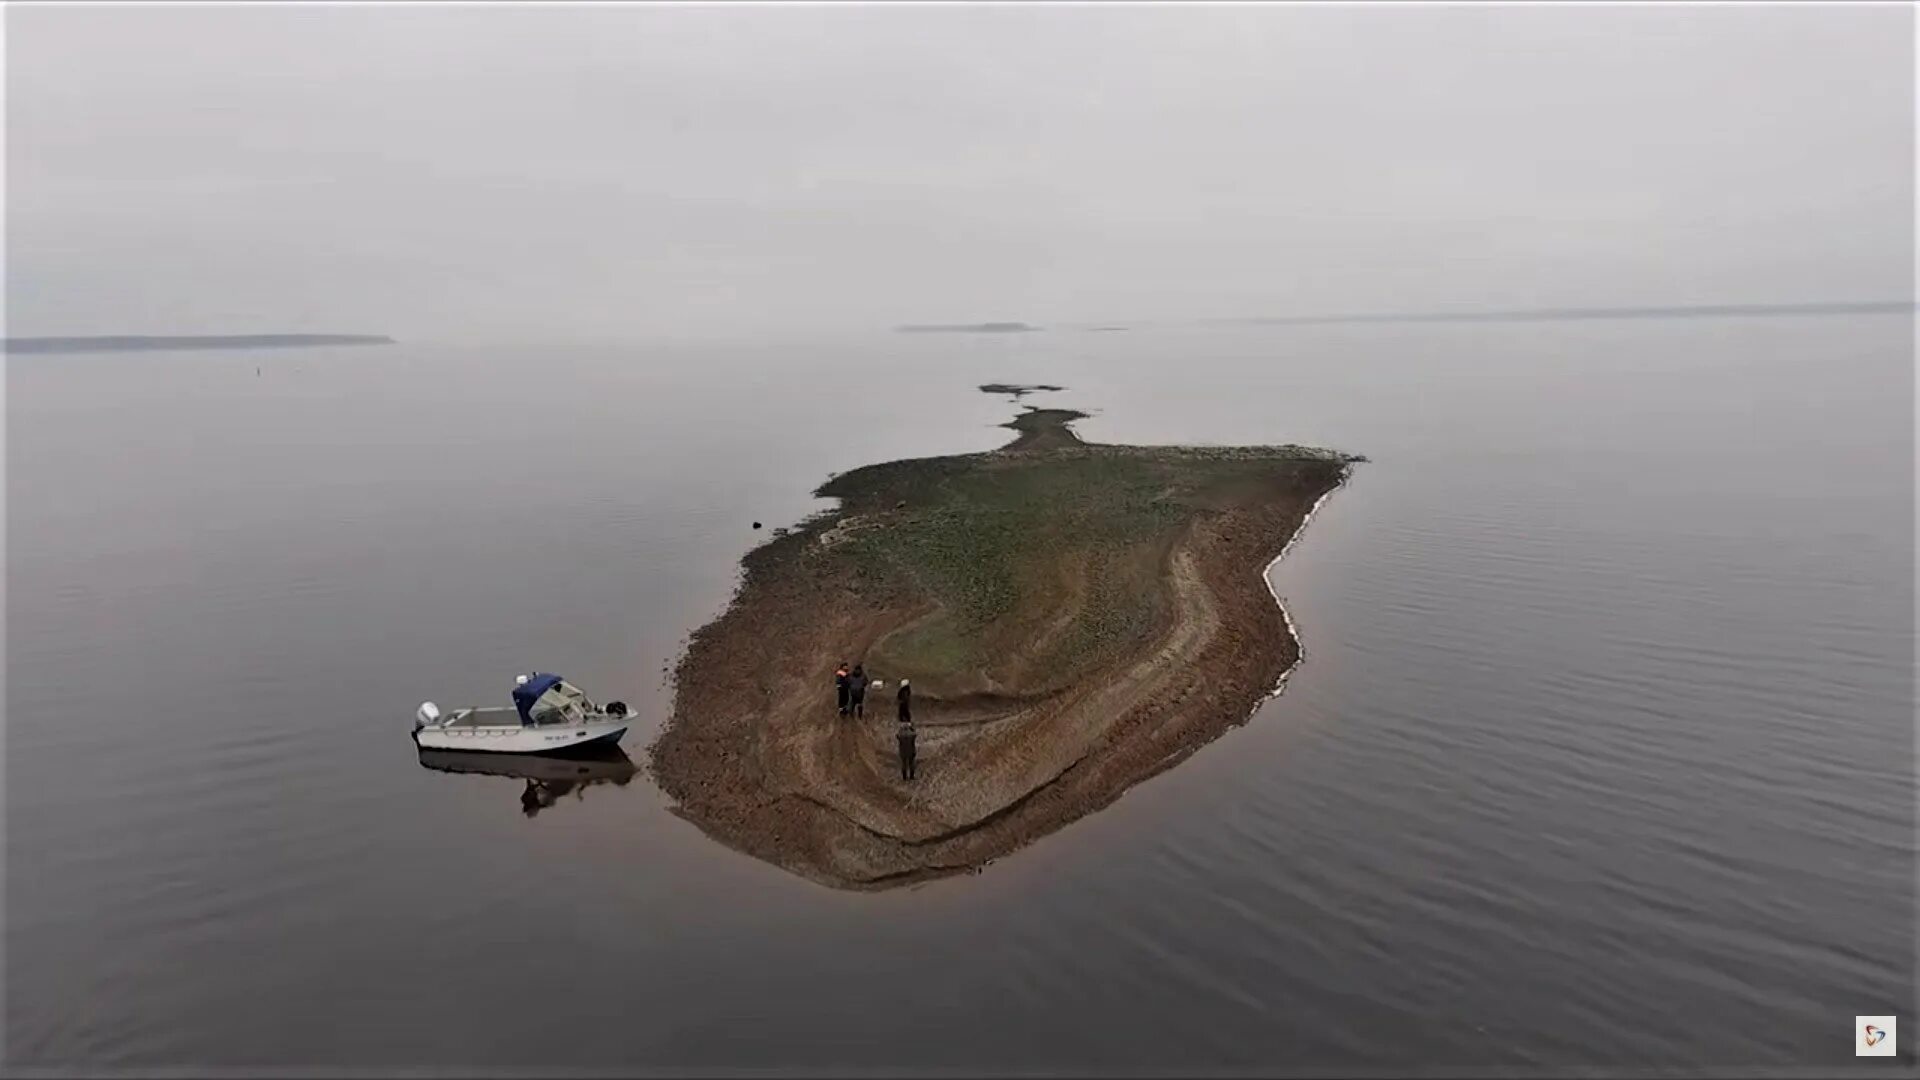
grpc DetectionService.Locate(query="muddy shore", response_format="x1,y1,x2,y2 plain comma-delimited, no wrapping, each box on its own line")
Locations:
649,404,1356,889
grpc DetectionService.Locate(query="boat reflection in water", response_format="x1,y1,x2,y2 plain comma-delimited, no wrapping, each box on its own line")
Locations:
416,746,639,818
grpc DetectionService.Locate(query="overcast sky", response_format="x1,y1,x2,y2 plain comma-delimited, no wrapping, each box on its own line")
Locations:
7,4,1913,342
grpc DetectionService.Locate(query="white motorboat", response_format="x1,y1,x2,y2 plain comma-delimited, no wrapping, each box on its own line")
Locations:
413,673,631,754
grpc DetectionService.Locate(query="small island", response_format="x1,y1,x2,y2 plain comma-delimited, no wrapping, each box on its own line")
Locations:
651,390,1359,889
978,382,1066,399
895,322,1040,334
4,334,395,354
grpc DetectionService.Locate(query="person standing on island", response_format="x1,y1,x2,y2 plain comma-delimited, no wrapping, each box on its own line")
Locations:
834,661,851,716
897,719,917,781
849,663,869,719
896,678,912,724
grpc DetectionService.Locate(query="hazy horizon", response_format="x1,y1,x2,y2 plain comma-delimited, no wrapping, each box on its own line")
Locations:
7,5,1913,343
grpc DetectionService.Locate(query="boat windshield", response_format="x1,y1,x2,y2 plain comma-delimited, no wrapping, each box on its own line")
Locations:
526,680,591,722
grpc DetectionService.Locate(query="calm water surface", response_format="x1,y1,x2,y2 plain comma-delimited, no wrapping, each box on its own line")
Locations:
7,316,1914,1072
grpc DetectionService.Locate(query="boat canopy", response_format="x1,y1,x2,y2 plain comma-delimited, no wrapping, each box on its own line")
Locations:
512,673,590,725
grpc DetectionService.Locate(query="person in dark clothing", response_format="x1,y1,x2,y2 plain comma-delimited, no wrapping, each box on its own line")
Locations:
896,720,917,780
834,662,851,716
849,664,869,718
896,678,912,724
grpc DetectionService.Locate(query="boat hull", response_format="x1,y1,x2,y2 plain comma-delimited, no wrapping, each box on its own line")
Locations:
413,720,628,754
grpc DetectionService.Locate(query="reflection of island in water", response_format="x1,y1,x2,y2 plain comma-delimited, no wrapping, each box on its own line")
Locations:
416,747,638,818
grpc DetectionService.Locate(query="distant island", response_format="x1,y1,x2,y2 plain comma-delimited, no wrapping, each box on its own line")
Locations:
895,322,1040,334
4,334,395,354
979,382,1065,399
1214,300,1919,327
651,388,1359,889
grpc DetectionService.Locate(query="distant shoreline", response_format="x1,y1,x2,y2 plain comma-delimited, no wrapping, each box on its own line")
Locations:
895,322,1039,334
1214,300,1916,327
4,334,396,354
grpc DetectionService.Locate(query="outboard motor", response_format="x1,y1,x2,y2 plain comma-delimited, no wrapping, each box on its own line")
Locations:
415,701,441,737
